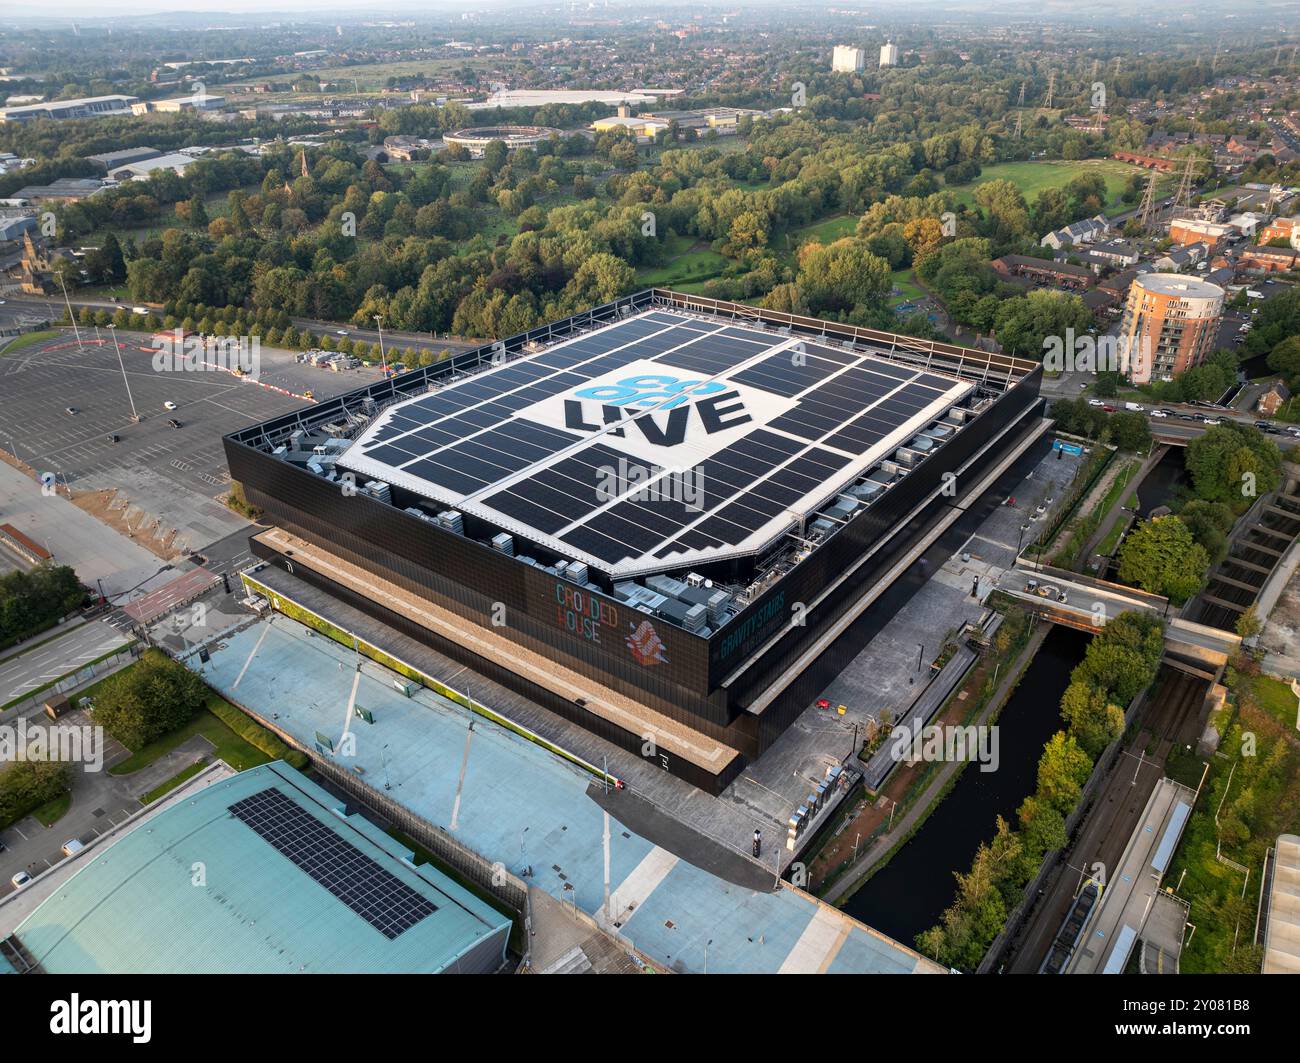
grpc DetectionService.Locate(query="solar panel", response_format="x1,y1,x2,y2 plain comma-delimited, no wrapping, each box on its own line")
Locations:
229,787,436,940
337,309,973,577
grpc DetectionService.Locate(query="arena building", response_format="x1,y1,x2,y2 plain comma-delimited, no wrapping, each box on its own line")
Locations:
225,291,1043,792
442,125,563,157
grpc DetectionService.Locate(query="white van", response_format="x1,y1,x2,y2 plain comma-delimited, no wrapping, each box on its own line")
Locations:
1124,402,1144,412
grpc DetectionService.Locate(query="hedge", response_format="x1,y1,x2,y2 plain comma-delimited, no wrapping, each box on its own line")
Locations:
208,698,309,771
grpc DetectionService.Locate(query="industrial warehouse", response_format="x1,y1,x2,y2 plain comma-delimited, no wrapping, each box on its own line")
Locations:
225,291,1044,792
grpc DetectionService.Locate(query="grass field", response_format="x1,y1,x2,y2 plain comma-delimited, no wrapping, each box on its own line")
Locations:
888,268,925,307
636,242,729,287
141,758,210,804
0,330,60,355
107,702,270,776
947,158,1166,215
226,57,519,95
32,791,72,827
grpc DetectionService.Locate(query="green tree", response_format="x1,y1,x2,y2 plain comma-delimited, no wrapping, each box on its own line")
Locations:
1185,423,1282,512
1060,680,1126,757
91,649,209,750
1036,731,1093,815
1116,515,1209,603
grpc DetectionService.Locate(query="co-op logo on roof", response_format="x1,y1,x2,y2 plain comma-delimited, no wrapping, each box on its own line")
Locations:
565,374,752,447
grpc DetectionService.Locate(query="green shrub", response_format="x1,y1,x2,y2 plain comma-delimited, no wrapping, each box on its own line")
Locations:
207,698,308,770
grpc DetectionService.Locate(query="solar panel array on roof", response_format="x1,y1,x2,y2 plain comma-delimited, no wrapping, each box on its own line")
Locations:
230,787,437,940
338,310,973,577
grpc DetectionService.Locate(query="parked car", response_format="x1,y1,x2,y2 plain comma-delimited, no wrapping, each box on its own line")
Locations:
1088,398,1105,407
64,406,78,415
163,401,177,410
10,871,31,890
1204,418,1222,426
61,839,85,858
167,418,182,429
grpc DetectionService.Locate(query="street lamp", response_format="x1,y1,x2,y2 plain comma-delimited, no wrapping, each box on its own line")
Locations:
107,324,139,421
374,314,389,377
57,270,84,350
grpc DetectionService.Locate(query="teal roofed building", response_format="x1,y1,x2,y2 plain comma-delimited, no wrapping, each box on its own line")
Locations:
9,762,511,974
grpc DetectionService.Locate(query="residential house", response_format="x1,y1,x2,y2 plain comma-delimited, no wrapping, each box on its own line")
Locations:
1258,382,1290,417
992,255,1093,291
1040,214,1110,251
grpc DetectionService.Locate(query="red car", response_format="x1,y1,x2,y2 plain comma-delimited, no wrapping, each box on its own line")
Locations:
1102,404,1116,413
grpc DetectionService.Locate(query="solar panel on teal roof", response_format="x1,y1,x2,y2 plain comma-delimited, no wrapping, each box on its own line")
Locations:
14,762,510,974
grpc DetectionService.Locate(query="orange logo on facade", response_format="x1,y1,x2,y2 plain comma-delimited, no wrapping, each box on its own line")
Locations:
626,619,669,667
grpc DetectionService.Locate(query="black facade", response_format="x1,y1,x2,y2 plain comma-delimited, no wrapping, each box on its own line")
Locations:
227,291,1042,788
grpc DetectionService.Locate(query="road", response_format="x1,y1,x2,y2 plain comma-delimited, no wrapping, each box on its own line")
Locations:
0,294,481,359
0,619,130,708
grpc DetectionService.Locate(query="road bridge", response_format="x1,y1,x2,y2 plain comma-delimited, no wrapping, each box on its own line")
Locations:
995,561,1241,667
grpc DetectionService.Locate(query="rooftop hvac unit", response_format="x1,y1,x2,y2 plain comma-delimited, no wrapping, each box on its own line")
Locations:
554,560,569,577
491,532,514,555
879,460,902,477
894,448,919,466
946,407,971,424
685,571,706,588
289,429,306,450
273,445,287,456
567,561,588,585
850,481,883,500
646,573,689,599
824,497,857,521
365,480,392,504
683,603,707,632
705,589,731,622
437,510,464,534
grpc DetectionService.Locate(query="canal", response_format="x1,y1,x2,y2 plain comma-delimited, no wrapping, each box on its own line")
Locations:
842,624,1090,948
1135,446,1189,517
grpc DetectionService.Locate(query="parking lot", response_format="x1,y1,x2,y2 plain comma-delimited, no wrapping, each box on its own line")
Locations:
0,329,384,551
